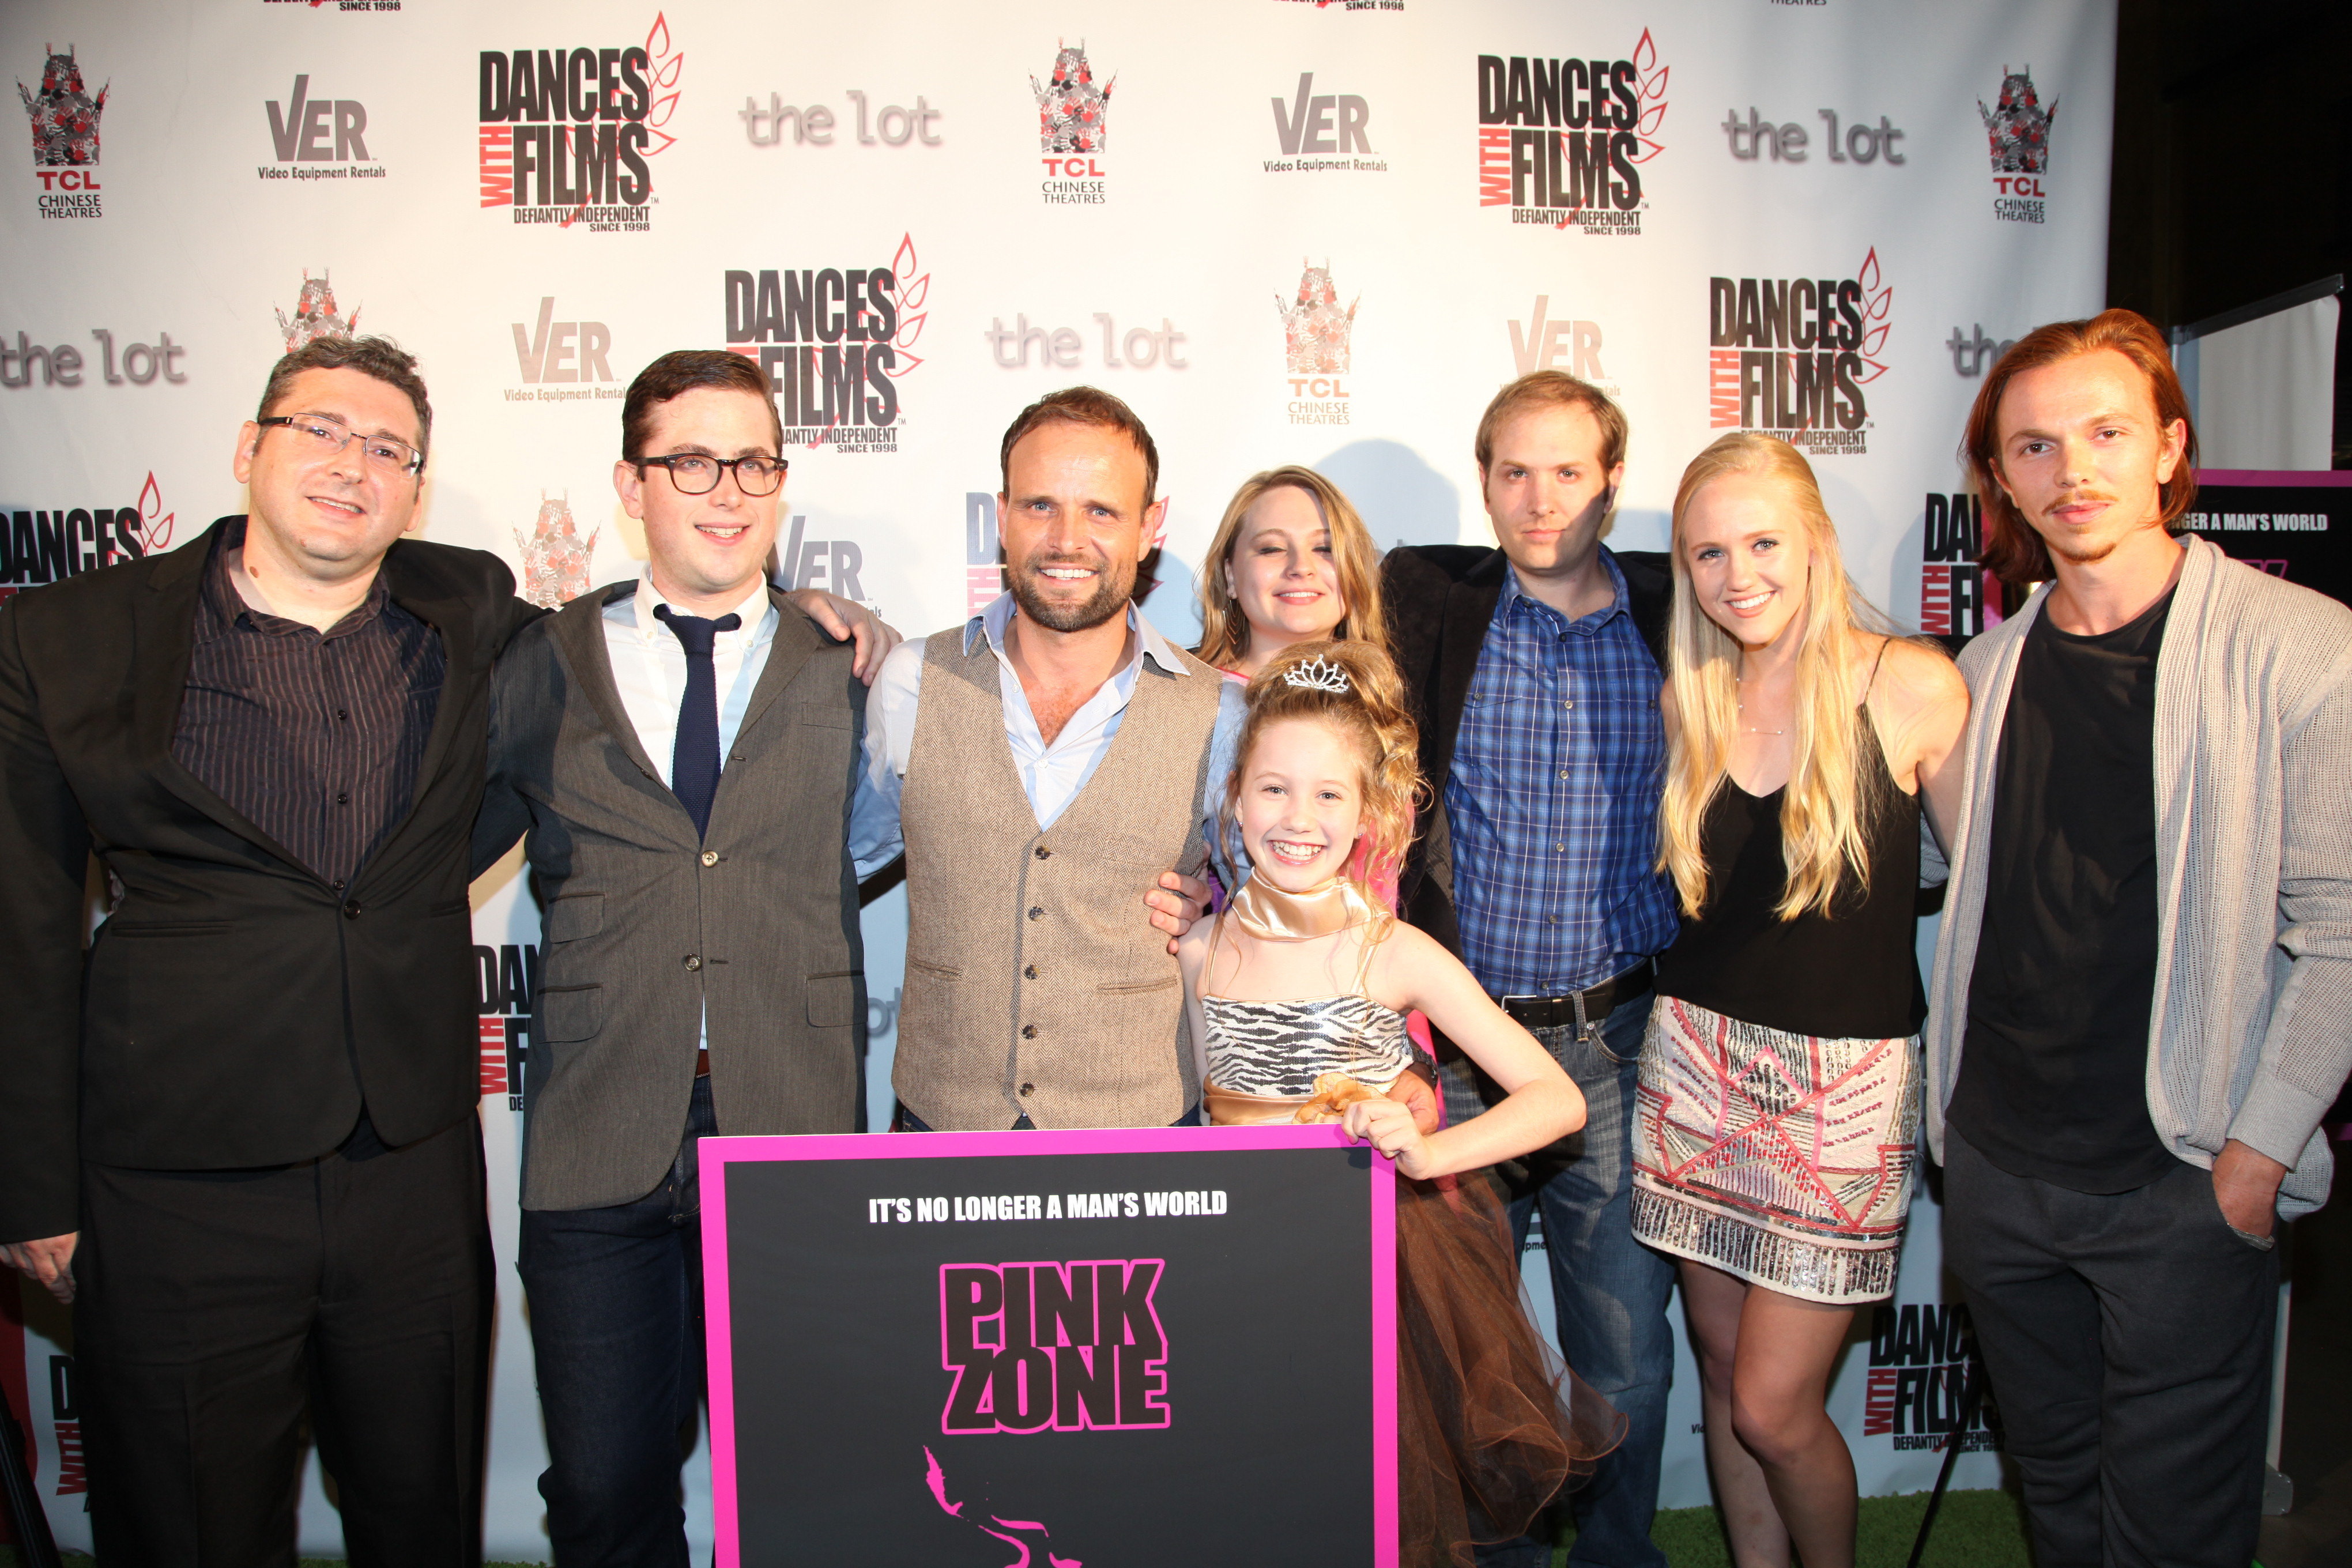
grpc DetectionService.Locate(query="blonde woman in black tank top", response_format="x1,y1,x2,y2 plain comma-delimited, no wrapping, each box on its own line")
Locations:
1638,435,1968,1568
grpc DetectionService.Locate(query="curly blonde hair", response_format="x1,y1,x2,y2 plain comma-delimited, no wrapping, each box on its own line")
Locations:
1228,640,1423,884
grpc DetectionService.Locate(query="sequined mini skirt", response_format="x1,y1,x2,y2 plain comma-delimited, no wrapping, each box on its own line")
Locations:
1631,995,1920,1305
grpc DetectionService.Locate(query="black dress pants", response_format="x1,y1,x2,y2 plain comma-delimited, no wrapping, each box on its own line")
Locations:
75,1114,492,1568
1942,1124,2278,1568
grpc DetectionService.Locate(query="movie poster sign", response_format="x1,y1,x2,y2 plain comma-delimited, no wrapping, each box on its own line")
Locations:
2184,470,2352,608
702,1125,1398,1567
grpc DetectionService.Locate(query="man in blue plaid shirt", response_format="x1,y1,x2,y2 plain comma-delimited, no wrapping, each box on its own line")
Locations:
1385,372,1679,1568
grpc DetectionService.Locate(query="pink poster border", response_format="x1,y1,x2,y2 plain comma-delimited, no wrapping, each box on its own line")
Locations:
698,1124,1399,1568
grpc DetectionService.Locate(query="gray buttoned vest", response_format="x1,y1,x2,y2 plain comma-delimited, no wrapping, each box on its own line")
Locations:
894,626,1224,1130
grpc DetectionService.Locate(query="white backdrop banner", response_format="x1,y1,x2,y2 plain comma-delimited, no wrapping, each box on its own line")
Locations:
2,0,2111,1555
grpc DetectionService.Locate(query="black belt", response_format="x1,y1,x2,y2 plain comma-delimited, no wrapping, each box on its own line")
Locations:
1499,959,1656,1035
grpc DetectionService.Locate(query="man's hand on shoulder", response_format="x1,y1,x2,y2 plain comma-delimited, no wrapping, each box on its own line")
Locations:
789,589,902,684
2,1232,77,1305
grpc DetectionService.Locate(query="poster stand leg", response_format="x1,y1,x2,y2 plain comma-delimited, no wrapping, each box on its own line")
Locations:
0,1394,62,1568
1904,1362,1985,1568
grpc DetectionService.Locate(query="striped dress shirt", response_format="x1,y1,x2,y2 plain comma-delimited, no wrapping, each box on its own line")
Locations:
171,520,446,888
1443,549,1678,997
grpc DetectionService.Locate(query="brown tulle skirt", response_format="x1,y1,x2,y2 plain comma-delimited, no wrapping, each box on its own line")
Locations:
1397,1170,1626,1567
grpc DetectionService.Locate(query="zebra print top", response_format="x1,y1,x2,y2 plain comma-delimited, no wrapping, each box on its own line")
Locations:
1200,993,1418,1099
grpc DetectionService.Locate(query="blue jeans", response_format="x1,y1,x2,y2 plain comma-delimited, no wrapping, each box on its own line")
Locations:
1477,992,1675,1568
517,1074,717,1568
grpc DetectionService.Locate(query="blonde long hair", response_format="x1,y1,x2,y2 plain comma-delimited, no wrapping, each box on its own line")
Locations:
1193,468,1387,672
1659,433,1895,920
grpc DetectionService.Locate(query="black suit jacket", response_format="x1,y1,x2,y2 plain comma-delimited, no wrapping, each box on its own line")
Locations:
1382,543,1672,960
0,517,540,1241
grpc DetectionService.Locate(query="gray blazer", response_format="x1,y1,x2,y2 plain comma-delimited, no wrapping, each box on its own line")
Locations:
474,582,869,1210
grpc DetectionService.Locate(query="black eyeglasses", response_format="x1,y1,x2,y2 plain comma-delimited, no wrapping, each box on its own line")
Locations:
638,453,789,496
257,414,425,477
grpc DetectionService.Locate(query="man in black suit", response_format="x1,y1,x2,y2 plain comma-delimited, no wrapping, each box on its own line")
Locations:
0,336,538,1566
1383,371,1678,1568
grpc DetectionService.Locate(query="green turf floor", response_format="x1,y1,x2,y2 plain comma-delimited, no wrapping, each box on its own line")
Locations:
6,1487,2037,1566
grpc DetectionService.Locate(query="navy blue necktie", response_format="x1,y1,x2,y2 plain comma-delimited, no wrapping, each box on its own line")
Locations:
654,604,740,840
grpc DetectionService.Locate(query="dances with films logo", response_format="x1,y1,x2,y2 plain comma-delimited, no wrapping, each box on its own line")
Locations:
17,44,105,219
1476,33,1665,235
1863,1301,2000,1454
1920,491,2000,640
1277,261,1359,426
723,233,931,454
476,939,540,1110
1,472,174,602
1034,42,1112,205
476,13,682,233
1705,248,1890,457
1979,65,2057,225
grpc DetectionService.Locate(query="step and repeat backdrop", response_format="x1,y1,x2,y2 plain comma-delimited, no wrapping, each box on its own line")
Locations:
1,0,2113,1555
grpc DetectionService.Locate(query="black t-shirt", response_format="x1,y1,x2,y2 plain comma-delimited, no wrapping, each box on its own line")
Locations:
1948,588,2179,1193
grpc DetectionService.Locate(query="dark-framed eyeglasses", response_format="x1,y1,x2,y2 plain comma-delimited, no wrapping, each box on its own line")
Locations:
637,453,789,496
255,414,425,478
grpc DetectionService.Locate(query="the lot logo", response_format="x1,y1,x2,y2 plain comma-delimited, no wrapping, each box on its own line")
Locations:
476,13,681,233
982,311,1190,371
1034,42,1111,204
741,89,942,148
262,76,386,184
1277,260,1357,427
1920,491,1999,639
723,233,929,455
1507,296,1614,394
939,1260,1171,1433
1,472,172,604
1863,1301,2000,1453
1979,66,2056,225
1945,323,2018,378
506,297,618,405
1264,73,1385,174
277,269,358,350
18,44,106,219
1476,33,1665,235
3,330,187,389
1720,106,1907,167
1705,248,1890,457
476,940,540,1113
515,493,599,608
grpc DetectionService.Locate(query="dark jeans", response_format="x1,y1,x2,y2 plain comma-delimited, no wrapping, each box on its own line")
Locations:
77,1115,491,1568
1943,1124,2279,1568
1476,990,1675,1568
518,1075,717,1568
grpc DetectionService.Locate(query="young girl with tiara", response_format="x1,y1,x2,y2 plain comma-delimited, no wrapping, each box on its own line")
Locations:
1176,639,1625,1566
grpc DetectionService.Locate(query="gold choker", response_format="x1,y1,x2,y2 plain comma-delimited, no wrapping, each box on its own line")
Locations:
1228,873,1379,941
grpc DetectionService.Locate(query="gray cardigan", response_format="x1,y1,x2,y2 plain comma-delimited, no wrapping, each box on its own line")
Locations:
1924,537,2352,1218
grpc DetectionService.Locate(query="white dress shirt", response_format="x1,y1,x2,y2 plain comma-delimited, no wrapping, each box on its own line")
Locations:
857,593,1246,873
602,574,778,790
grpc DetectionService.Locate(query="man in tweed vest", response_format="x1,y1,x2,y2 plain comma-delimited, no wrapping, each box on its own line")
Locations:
1925,310,2352,1567
861,387,1243,1130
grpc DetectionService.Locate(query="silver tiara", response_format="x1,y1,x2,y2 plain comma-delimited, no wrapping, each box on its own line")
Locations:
1283,654,1350,694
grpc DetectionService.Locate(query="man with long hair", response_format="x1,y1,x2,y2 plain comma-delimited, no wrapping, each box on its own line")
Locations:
1927,308,2352,1564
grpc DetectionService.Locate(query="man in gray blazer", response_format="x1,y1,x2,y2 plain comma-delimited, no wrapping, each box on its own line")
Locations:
472,350,899,1567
